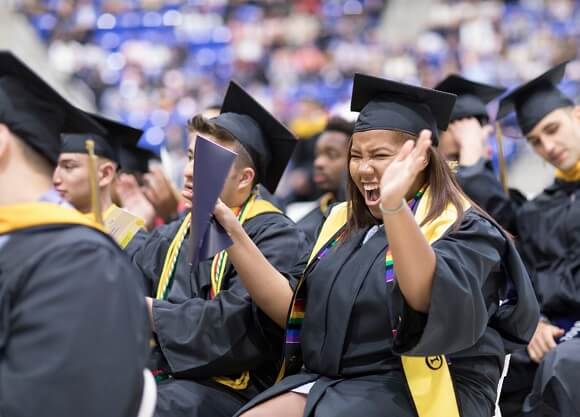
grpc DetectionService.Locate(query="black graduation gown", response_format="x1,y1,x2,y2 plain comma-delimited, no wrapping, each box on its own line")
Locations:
456,158,526,234
125,228,149,259
515,179,580,317
235,209,539,417
506,179,580,417
132,211,308,417
296,204,326,248
0,224,149,417
459,164,580,416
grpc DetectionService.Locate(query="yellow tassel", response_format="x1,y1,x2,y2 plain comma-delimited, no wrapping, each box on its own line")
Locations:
495,123,509,194
85,140,104,225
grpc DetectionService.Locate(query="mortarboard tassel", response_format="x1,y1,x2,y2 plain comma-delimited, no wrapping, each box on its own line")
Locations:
85,139,104,225
495,122,509,195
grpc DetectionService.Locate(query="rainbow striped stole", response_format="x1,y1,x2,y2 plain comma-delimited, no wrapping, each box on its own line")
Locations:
288,189,425,344
285,227,347,346
384,188,425,283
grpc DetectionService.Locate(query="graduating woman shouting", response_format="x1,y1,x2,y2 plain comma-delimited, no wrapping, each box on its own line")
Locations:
213,74,539,417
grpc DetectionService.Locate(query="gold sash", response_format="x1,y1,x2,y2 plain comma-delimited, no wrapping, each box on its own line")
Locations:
0,202,104,235
555,161,580,182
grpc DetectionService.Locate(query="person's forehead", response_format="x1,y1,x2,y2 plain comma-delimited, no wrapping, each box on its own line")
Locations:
351,130,405,148
317,131,349,150
58,152,88,163
528,108,566,136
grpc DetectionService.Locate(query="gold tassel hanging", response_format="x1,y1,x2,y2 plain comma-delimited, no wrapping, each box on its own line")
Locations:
85,139,104,225
495,123,509,194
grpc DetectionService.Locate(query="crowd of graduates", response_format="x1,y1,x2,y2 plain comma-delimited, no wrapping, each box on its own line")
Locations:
1,31,580,417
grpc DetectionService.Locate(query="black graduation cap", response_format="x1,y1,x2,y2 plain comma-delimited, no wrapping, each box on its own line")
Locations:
209,81,297,193
0,51,107,165
60,113,143,165
119,145,160,174
350,73,456,145
434,74,506,124
497,60,574,135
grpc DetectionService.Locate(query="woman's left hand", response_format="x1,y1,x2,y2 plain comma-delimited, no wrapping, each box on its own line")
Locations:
379,129,432,209
213,198,239,233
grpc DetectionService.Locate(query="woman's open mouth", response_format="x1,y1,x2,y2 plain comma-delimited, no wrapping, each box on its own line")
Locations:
363,184,381,205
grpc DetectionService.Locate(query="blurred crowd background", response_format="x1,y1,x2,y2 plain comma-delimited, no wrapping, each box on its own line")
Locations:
10,0,580,201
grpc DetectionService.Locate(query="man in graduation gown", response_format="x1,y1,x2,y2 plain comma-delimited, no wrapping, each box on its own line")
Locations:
451,61,580,417
131,81,308,417
53,114,147,253
0,52,149,417
435,74,527,233
295,116,353,246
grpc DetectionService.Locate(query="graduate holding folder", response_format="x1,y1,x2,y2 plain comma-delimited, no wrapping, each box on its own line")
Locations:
131,81,308,417
213,73,539,417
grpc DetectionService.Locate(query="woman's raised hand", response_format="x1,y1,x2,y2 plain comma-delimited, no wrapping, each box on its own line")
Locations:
379,129,432,209
213,198,238,232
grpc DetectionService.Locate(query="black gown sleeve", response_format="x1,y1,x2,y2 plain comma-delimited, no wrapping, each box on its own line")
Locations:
393,212,508,356
124,227,149,259
0,241,149,417
152,216,307,377
456,159,525,234
296,206,325,249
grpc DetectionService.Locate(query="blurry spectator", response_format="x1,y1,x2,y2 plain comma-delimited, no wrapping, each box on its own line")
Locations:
288,115,353,246
16,0,580,204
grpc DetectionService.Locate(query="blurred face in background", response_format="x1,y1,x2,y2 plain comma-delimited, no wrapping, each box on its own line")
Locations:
313,129,349,194
53,153,117,213
53,153,92,212
438,129,461,161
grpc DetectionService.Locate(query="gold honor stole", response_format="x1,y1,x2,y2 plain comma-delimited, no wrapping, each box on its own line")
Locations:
154,193,282,390
305,187,469,417
86,205,145,249
555,161,580,182
0,202,105,235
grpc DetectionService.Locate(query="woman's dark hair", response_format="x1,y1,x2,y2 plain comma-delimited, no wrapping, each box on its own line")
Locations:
345,129,498,237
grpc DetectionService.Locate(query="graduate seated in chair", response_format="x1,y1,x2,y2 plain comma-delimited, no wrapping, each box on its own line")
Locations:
52,115,147,253
131,82,308,417
434,75,527,235
212,73,540,417
478,61,580,417
0,52,149,417
292,116,353,246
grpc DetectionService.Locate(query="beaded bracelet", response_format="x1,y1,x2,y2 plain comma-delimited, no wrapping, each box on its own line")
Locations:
379,198,406,215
